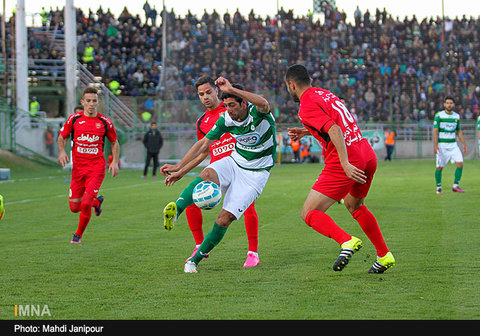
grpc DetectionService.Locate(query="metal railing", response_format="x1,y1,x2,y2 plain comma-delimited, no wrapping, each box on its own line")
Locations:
76,62,136,129
14,109,47,132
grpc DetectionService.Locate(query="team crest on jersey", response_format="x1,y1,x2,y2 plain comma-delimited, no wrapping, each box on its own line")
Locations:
96,123,102,129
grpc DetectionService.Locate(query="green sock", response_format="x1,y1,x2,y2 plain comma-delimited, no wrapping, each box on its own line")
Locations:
176,177,203,217
191,223,227,264
454,167,463,185
435,169,442,186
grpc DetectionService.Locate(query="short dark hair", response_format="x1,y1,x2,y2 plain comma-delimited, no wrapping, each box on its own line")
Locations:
444,95,455,103
220,84,245,104
285,64,311,86
82,86,98,97
194,76,216,91
74,105,83,112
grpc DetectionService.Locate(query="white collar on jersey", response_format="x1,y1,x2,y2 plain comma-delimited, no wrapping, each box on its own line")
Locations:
224,104,253,127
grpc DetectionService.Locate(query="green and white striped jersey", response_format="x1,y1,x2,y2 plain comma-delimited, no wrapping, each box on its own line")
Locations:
433,110,461,149
206,104,276,171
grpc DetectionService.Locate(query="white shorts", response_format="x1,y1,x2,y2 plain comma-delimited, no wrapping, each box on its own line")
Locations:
207,156,270,220
436,145,463,168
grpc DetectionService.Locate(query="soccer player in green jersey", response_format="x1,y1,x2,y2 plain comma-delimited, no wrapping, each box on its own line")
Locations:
433,96,467,194
160,77,276,273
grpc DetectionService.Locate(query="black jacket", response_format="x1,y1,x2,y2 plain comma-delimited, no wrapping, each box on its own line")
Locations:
143,129,163,153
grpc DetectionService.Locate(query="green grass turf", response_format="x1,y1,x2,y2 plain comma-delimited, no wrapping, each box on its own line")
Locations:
1,156,479,320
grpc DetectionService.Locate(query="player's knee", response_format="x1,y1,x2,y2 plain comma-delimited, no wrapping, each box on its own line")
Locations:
69,201,81,213
80,194,94,213
301,208,310,224
216,210,235,228
199,168,220,186
344,195,364,214
345,201,360,214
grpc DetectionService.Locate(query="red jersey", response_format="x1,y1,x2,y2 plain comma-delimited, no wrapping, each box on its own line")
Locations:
298,87,365,164
196,104,236,163
59,111,117,168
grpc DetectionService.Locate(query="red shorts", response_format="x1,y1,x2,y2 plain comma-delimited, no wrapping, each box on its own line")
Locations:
69,166,105,200
312,140,377,201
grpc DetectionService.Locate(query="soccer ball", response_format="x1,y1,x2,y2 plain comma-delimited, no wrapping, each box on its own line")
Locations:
192,181,222,210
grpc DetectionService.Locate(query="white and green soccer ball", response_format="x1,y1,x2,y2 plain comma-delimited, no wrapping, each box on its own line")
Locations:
192,181,222,210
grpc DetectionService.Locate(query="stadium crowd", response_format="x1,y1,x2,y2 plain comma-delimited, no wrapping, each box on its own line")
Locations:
3,3,480,124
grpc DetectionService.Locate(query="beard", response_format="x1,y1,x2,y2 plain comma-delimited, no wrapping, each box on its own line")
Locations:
288,91,300,103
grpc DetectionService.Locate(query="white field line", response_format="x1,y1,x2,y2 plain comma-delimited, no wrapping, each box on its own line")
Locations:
4,181,158,205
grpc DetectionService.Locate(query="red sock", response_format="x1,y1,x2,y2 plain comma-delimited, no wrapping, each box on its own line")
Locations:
352,205,389,257
305,210,351,245
185,204,204,245
244,202,258,253
75,193,94,237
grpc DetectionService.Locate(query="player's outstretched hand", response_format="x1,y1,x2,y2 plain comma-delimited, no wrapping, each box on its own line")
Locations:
342,162,367,184
160,164,177,177
164,171,182,186
287,127,309,141
57,151,69,167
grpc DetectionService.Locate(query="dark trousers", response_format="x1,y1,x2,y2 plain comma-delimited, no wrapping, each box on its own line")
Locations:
385,145,394,161
144,151,159,176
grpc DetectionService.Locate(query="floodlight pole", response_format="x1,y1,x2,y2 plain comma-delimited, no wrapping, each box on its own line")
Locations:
65,0,77,117
160,0,167,92
442,0,446,94
2,0,7,99
15,0,28,112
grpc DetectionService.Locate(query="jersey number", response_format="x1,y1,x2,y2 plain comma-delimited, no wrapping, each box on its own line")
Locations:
332,100,354,127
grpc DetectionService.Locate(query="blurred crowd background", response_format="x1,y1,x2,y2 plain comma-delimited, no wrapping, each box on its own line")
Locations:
3,2,480,124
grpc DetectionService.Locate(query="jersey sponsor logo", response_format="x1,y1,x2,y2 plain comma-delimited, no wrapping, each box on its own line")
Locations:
76,134,100,142
79,121,86,124
236,133,261,146
212,143,235,156
77,146,99,154
439,122,457,131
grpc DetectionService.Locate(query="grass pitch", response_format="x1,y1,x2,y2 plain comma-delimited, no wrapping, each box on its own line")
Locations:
1,154,479,320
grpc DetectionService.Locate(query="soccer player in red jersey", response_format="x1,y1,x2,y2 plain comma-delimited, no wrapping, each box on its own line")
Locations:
57,86,120,244
284,64,395,273
160,76,260,267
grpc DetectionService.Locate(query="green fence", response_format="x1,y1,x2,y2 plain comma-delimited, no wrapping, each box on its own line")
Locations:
0,106,15,152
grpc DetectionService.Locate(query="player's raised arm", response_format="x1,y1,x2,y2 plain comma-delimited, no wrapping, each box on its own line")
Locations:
215,76,270,113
